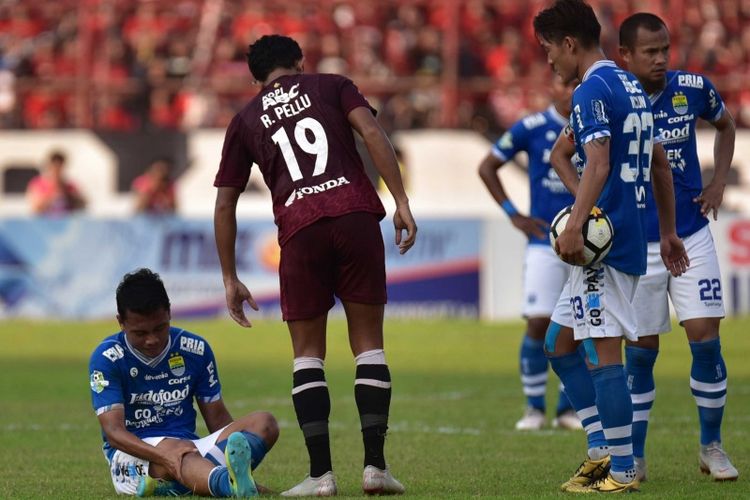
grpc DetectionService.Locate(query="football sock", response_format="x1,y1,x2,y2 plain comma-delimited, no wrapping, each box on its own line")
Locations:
625,346,658,459
214,431,268,470
207,466,232,497
292,356,332,477
519,335,547,412
689,338,727,445
555,381,574,415
548,350,607,451
354,349,391,470
591,364,634,479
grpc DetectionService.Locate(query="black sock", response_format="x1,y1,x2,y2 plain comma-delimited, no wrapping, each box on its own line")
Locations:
292,358,332,477
355,358,391,470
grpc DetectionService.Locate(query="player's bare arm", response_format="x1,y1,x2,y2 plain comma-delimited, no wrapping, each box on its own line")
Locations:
214,186,258,327
348,106,417,254
477,152,548,240
197,399,234,434
694,109,736,220
556,136,610,265
549,127,580,197
651,143,690,277
97,408,193,483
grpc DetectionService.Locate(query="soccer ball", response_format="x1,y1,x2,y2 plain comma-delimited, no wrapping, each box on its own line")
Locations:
549,205,613,266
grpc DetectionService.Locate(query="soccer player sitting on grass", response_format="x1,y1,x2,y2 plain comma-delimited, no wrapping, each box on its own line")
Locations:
89,268,279,497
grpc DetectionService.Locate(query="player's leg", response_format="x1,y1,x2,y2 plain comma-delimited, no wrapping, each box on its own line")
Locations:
572,264,640,492
671,226,735,480
331,212,404,495
516,316,550,430
545,285,608,491
624,243,670,481
278,221,338,496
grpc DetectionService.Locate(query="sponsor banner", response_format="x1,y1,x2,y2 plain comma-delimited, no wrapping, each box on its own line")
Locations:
0,217,480,319
717,216,750,316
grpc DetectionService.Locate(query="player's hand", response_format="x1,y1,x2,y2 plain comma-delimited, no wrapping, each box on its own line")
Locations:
510,214,549,241
224,278,259,328
660,233,690,277
160,443,198,483
394,203,417,254
555,227,586,265
693,181,725,221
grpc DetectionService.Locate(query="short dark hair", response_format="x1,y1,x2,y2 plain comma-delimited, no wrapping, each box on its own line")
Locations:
533,0,601,49
246,35,303,82
49,150,66,164
116,268,170,319
619,13,668,49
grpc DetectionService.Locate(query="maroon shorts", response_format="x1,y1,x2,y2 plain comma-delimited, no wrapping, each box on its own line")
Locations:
279,211,386,321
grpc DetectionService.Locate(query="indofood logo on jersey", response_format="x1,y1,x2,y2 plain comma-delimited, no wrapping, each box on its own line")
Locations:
672,93,689,115
168,353,185,376
284,176,351,207
262,83,300,110
128,386,190,405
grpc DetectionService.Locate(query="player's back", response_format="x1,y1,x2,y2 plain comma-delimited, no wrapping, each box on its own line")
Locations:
571,60,653,275
642,70,724,241
215,73,385,245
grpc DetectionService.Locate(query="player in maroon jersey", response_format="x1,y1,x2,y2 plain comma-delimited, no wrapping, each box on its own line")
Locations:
214,35,416,497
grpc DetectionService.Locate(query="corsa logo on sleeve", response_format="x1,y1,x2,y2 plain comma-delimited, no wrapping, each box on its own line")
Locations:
168,354,185,376
90,371,110,393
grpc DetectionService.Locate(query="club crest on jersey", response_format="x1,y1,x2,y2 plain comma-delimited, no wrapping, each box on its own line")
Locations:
672,93,689,115
498,132,513,150
591,99,608,124
262,83,300,110
90,370,109,393
168,354,186,376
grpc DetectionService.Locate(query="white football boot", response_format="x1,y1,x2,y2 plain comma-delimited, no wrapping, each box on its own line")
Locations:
699,442,739,481
514,407,545,430
280,472,338,497
362,466,405,495
552,409,583,430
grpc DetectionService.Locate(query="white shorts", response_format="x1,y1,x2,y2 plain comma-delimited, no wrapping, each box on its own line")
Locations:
106,426,228,495
522,244,571,318
633,225,725,336
551,262,640,341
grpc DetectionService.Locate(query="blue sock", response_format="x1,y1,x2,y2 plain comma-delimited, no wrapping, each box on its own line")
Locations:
556,382,574,415
216,431,268,470
625,346,658,459
548,350,606,450
520,335,547,411
689,338,727,445
591,364,634,475
208,466,232,497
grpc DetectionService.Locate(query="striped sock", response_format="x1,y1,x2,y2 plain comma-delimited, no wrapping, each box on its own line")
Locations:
292,356,332,477
548,350,607,453
689,338,727,445
591,364,635,482
520,335,548,411
355,349,391,470
625,346,658,459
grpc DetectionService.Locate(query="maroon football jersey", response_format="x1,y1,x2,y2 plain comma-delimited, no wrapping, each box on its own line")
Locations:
214,73,386,245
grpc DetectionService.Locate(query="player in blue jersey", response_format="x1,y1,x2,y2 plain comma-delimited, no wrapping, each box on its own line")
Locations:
533,0,688,493
89,269,279,497
618,13,738,482
478,76,582,431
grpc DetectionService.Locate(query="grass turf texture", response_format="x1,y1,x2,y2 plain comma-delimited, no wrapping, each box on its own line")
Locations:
1,317,748,499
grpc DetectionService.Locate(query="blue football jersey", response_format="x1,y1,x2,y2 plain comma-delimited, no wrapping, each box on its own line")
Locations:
492,105,575,245
89,327,222,456
642,70,724,241
570,60,654,275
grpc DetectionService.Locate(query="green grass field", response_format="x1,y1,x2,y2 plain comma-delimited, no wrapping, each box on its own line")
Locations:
1,317,749,498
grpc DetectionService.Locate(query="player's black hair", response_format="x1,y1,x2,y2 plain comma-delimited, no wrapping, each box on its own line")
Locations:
533,0,601,49
116,268,171,319
246,34,303,82
49,150,66,164
619,13,668,49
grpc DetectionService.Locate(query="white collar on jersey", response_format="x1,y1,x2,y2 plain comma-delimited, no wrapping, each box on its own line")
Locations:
582,59,617,82
124,333,172,368
547,105,568,126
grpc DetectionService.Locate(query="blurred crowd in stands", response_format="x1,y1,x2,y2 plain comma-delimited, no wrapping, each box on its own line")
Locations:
2,0,750,136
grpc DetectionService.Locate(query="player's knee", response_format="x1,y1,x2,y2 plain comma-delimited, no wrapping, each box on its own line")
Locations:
242,411,280,448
